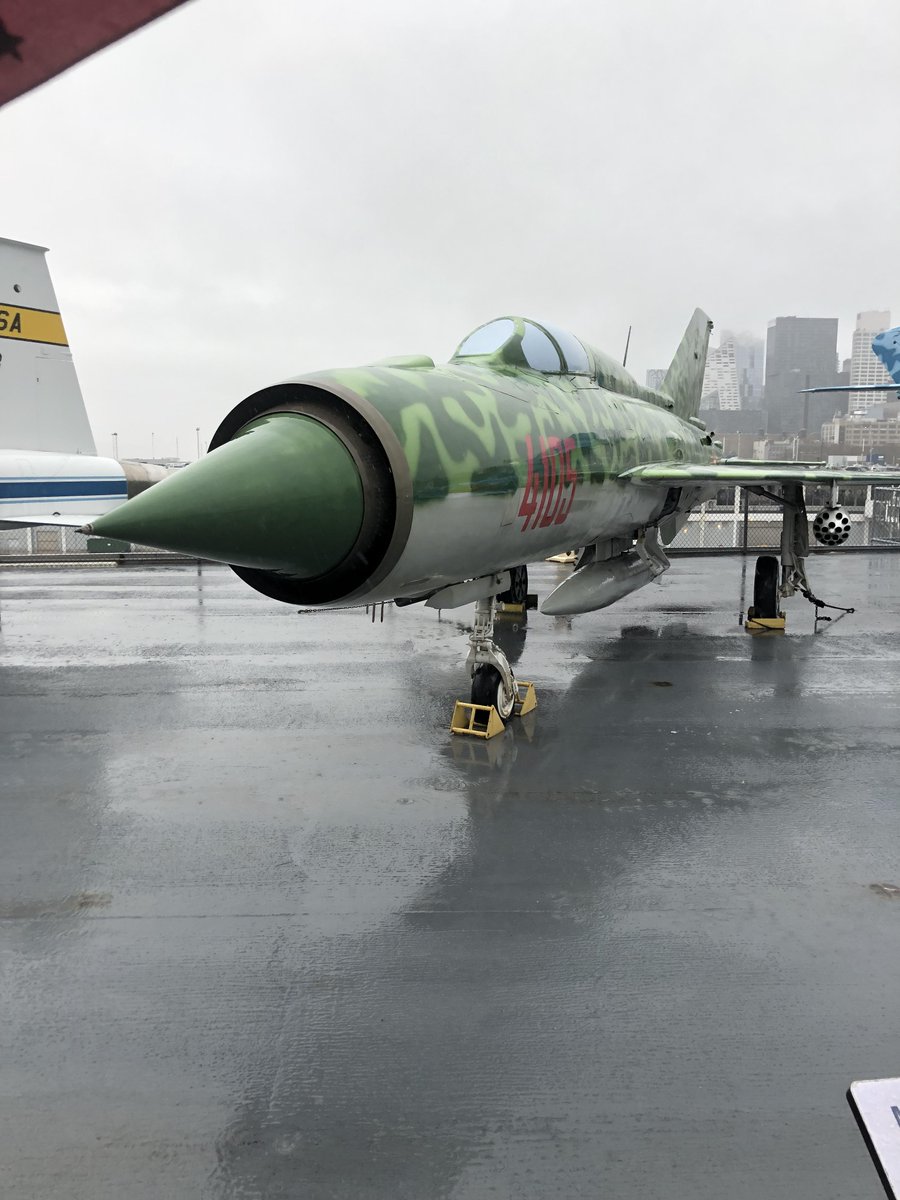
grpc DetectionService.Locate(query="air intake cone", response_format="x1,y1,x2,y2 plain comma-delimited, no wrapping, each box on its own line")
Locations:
86,412,364,577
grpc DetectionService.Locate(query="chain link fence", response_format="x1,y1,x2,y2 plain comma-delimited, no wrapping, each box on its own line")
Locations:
2,485,900,561
0,525,187,560
668,485,900,552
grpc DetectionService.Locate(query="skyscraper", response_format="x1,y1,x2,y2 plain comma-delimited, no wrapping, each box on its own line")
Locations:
764,316,840,435
849,310,892,414
701,340,740,410
723,331,765,409
700,332,766,411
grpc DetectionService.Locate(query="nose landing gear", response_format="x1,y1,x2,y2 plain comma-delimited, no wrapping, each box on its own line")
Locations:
450,574,537,739
467,593,517,720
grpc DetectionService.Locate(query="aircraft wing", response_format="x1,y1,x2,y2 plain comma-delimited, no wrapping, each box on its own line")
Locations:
620,462,900,487
0,514,111,529
799,383,900,394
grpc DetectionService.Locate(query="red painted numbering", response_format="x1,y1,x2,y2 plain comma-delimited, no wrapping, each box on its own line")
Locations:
518,434,578,531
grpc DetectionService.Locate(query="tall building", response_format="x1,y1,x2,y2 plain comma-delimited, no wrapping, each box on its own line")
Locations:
698,332,765,412
764,316,840,435
723,331,764,409
645,368,666,391
701,340,740,410
849,310,892,414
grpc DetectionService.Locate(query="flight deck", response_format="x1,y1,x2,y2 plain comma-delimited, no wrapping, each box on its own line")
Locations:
2,554,900,1199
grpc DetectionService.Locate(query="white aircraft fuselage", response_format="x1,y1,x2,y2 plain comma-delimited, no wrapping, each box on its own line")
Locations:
0,449,127,529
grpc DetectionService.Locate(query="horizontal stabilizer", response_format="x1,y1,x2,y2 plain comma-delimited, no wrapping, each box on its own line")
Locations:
620,461,900,487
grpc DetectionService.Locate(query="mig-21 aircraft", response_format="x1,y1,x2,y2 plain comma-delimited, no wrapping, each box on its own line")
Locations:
85,311,900,720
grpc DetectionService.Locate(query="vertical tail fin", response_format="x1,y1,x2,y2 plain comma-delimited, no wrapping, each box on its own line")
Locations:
872,325,900,385
0,237,97,454
661,308,713,422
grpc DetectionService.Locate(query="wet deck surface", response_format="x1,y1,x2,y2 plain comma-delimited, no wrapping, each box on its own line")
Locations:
2,554,900,1199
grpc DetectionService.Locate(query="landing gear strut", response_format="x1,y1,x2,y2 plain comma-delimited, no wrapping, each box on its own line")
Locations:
467,592,516,721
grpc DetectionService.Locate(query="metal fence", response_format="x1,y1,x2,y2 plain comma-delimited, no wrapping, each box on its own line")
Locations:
2,485,900,561
0,525,185,560
667,485,900,552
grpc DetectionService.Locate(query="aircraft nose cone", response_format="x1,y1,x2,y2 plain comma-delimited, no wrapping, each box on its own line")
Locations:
86,412,365,576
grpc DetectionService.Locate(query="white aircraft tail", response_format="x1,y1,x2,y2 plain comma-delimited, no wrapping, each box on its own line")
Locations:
0,237,97,455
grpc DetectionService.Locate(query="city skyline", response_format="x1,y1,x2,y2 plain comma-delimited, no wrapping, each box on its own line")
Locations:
97,305,898,460
650,309,892,422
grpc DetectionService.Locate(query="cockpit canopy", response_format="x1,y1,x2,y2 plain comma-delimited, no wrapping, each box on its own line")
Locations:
452,317,592,376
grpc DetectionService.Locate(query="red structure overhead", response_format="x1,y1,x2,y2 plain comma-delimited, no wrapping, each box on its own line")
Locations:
0,0,192,107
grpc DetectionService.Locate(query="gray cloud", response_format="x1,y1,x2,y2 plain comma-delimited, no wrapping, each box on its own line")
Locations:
2,0,897,459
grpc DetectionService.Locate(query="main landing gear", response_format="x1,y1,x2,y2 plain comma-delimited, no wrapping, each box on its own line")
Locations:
744,484,855,633
746,554,783,629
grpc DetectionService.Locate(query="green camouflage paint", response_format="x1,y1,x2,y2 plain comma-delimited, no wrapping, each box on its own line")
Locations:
320,312,713,511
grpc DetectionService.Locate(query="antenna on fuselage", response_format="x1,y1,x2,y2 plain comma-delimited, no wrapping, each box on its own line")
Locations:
622,325,632,368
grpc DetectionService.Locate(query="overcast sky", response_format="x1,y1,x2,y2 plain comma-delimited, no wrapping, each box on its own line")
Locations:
3,0,898,460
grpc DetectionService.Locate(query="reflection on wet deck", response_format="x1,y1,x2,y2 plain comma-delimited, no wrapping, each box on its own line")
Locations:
2,555,900,1199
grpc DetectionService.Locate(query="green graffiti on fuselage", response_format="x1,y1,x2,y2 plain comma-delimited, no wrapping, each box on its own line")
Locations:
320,359,709,505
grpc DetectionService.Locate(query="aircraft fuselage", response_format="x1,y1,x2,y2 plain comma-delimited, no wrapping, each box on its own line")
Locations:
266,359,712,603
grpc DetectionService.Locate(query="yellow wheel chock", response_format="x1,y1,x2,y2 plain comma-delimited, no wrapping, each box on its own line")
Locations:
450,701,506,739
450,681,538,739
744,611,786,633
513,680,537,717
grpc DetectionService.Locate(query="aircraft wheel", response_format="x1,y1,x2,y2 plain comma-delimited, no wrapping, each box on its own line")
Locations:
471,664,515,721
752,555,780,619
499,565,528,606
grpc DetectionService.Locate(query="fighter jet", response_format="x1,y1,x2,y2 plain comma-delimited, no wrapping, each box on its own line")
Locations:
85,311,900,718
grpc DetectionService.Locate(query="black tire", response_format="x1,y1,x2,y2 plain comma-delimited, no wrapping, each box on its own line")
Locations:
499,565,528,606
753,555,779,618
471,664,514,720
